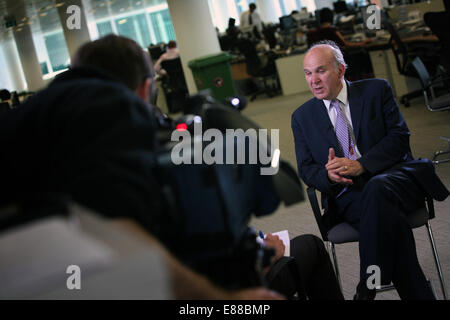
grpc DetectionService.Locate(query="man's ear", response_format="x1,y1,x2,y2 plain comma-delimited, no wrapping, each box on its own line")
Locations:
136,77,152,102
338,64,346,79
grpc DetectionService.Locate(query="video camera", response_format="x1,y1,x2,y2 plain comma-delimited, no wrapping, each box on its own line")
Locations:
151,93,304,289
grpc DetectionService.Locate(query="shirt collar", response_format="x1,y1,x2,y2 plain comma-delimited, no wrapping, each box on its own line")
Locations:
323,78,348,111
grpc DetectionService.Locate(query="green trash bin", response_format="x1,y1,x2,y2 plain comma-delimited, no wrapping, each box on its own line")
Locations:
188,52,237,101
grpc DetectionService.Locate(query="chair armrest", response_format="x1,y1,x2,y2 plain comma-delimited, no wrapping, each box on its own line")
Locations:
429,74,450,88
306,187,329,241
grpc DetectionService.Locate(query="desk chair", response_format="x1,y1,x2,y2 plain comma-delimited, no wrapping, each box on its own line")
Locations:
0,101,10,117
262,25,278,49
160,58,188,113
385,21,440,107
424,11,450,74
411,56,450,164
219,35,235,52
307,186,448,300
236,39,280,101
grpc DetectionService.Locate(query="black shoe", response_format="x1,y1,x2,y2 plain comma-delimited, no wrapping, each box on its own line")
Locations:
353,282,376,300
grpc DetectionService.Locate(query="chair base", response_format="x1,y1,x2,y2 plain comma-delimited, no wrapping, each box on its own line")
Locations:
432,136,450,164
400,89,423,107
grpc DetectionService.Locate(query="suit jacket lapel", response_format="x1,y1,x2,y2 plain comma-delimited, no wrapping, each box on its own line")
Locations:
312,99,344,157
347,80,364,145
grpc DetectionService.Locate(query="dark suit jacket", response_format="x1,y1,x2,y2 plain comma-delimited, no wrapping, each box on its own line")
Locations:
291,79,448,216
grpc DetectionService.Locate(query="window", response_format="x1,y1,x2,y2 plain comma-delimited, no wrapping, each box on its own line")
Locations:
149,9,176,44
115,16,138,43
136,14,152,47
44,32,70,72
278,0,288,16
97,21,113,37
94,4,176,47
234,0,244,17
40,62,49,75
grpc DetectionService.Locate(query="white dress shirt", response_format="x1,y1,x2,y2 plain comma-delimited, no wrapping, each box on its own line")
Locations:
240,10,263,32
322,79,362,158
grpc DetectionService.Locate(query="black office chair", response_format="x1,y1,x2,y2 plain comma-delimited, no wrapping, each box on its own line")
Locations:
307,186,448,300
262,25,278,49
160,58,189,113
0,89,11,117
236,38,280,101
219,35,235,52
411,56,450,164
385,20,441,107
424,11,450,74
0,101,11,117
148,43,165,62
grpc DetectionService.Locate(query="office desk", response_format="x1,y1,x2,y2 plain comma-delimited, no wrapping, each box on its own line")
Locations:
368,33,439,98
230,59,250,80
273,33,439,98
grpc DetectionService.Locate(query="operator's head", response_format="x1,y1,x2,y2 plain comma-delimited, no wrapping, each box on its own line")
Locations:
303,40,347,100
167,40,177,49
249,3,256,12
71,34,154,102
319,7,334,25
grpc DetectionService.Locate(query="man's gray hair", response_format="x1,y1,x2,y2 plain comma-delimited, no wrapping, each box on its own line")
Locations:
307,40,348,70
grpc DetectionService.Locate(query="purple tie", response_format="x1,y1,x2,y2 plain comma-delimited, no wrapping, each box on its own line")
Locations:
331,99,357,160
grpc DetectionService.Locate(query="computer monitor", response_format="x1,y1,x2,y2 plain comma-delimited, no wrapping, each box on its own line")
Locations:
148,44,165,62
360,5,372,26
279,15,296,32
333,1,348,14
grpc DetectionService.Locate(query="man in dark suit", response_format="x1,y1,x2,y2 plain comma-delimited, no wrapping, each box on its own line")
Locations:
291,40,449,300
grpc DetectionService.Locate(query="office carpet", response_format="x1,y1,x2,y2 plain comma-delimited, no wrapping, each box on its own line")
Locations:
246,90,450,300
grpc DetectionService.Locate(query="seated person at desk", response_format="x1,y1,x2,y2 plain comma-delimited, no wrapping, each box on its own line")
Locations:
307,8,371,48
154,40,180,76
226,17,241,38
307,8,373,80
224,18,241,52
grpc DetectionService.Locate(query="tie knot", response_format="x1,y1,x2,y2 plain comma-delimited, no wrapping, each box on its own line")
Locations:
331,99,340,109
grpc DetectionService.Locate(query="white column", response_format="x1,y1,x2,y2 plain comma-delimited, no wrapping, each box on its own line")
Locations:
6,0,45,91
255,0,281,24
0,36,27,92
285,0,298,14
167,0,221,94
57,0,92,60
210,0,232,32
302,0,317,13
